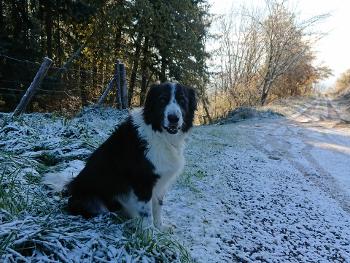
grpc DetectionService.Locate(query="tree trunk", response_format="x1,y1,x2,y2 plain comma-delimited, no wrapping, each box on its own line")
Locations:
12,1,21,41
38,0,45,54
103,63,108,102
260,80,271,106
80,69,88,107
139,36,149,106
44,1,53,58
55,0,61,65
25,0,29,47
160,55,167,82
114,0,124,57
98,60,104,96
114,29,122,57
260,91,268,106
0,0,3,32
92,54,97,90
201,97,212,124
19,0,29,48
128,33,143,106
260,69,273,106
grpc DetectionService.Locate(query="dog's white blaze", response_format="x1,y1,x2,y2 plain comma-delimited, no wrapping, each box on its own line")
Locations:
163,83,183,129
131,108,186,228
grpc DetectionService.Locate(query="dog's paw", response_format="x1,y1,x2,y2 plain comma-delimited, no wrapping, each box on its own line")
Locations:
140,218,154,230
156,223,175,233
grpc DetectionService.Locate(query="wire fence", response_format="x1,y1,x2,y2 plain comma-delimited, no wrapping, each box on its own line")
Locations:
0,54,107,76
0,54,124,115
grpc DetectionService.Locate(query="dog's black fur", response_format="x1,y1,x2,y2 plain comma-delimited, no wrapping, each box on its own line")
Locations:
66,82,196,218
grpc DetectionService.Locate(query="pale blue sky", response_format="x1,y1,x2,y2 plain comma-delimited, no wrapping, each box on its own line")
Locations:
208,0,350,87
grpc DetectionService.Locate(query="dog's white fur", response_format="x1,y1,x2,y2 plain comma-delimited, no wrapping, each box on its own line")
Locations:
127,108,186,229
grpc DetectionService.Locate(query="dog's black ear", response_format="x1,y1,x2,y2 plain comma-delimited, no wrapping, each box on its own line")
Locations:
144,83,160,107
188,87,197,112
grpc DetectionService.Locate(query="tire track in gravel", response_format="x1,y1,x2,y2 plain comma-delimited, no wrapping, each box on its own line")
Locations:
297,97,350,211
248,97,350,213
300,111,349,211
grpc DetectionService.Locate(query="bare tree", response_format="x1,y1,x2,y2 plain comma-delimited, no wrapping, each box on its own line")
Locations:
253,0,329,105
210,0,330,118
214,6,264,107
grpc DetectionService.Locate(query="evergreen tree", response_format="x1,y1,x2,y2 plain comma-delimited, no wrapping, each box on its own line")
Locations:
0,0,210,112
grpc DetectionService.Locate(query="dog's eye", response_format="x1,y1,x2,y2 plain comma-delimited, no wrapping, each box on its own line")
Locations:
178,97,186,104
159,97,167,104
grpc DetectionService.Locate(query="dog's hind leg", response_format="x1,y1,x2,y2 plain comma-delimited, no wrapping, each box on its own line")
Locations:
67,195,109,218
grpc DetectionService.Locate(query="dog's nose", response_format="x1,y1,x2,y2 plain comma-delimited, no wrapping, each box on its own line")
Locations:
167,114,179,124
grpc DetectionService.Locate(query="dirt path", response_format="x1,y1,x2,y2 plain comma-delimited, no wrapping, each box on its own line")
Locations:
168,96,350,262
251,96,350,212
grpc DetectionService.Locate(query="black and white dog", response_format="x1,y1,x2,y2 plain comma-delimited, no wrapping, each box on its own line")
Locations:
46,82,196,230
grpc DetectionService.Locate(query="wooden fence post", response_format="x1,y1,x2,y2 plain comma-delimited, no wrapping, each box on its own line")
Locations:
96,59,128,109
97,60,119,106
96,78,115,106
12,57,53,117
119,63,128,109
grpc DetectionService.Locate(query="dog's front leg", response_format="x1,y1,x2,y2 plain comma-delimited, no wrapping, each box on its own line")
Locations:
117,191,153,229
152,195,163,229
137,201,153,229
152,195,173,232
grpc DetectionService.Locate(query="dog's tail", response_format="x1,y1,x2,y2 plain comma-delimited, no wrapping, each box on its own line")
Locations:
42,160,84,192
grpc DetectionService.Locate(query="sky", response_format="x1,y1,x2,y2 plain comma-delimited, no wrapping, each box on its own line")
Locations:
208,0,350,87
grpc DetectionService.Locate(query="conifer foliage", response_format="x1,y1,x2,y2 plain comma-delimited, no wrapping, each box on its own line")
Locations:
0,0,210,112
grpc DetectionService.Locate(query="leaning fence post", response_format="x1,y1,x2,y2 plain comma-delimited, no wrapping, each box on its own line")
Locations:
96,78,115,106
12,57,53,117
97,60,119,106
119,63,128,109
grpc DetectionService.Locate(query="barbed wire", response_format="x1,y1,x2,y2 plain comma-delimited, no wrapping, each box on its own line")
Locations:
0,91,23,97
0,54,109,76
49,65,105,76
0,87,25,92
0,54,125,112
0,79,30,84
0,91,78,98
0,90,104,104
0,54,42,66
0,79,108,89
0,86,96,94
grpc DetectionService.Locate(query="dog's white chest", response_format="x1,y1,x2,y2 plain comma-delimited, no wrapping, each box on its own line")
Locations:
146,138,185,199
146,139,184,178
131,108,186,185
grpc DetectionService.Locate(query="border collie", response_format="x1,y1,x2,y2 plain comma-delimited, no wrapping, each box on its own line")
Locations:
45,82,196,230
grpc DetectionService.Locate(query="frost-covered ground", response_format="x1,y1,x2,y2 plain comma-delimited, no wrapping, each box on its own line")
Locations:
1,96,350,262
0,108,191,262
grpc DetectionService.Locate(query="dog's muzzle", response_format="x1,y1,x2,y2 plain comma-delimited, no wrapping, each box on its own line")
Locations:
164,114,181,134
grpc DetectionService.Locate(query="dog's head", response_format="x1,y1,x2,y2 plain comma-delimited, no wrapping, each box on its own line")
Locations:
143,82,197,135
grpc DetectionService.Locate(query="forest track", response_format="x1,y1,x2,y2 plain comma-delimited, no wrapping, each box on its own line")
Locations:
248,96,350,213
